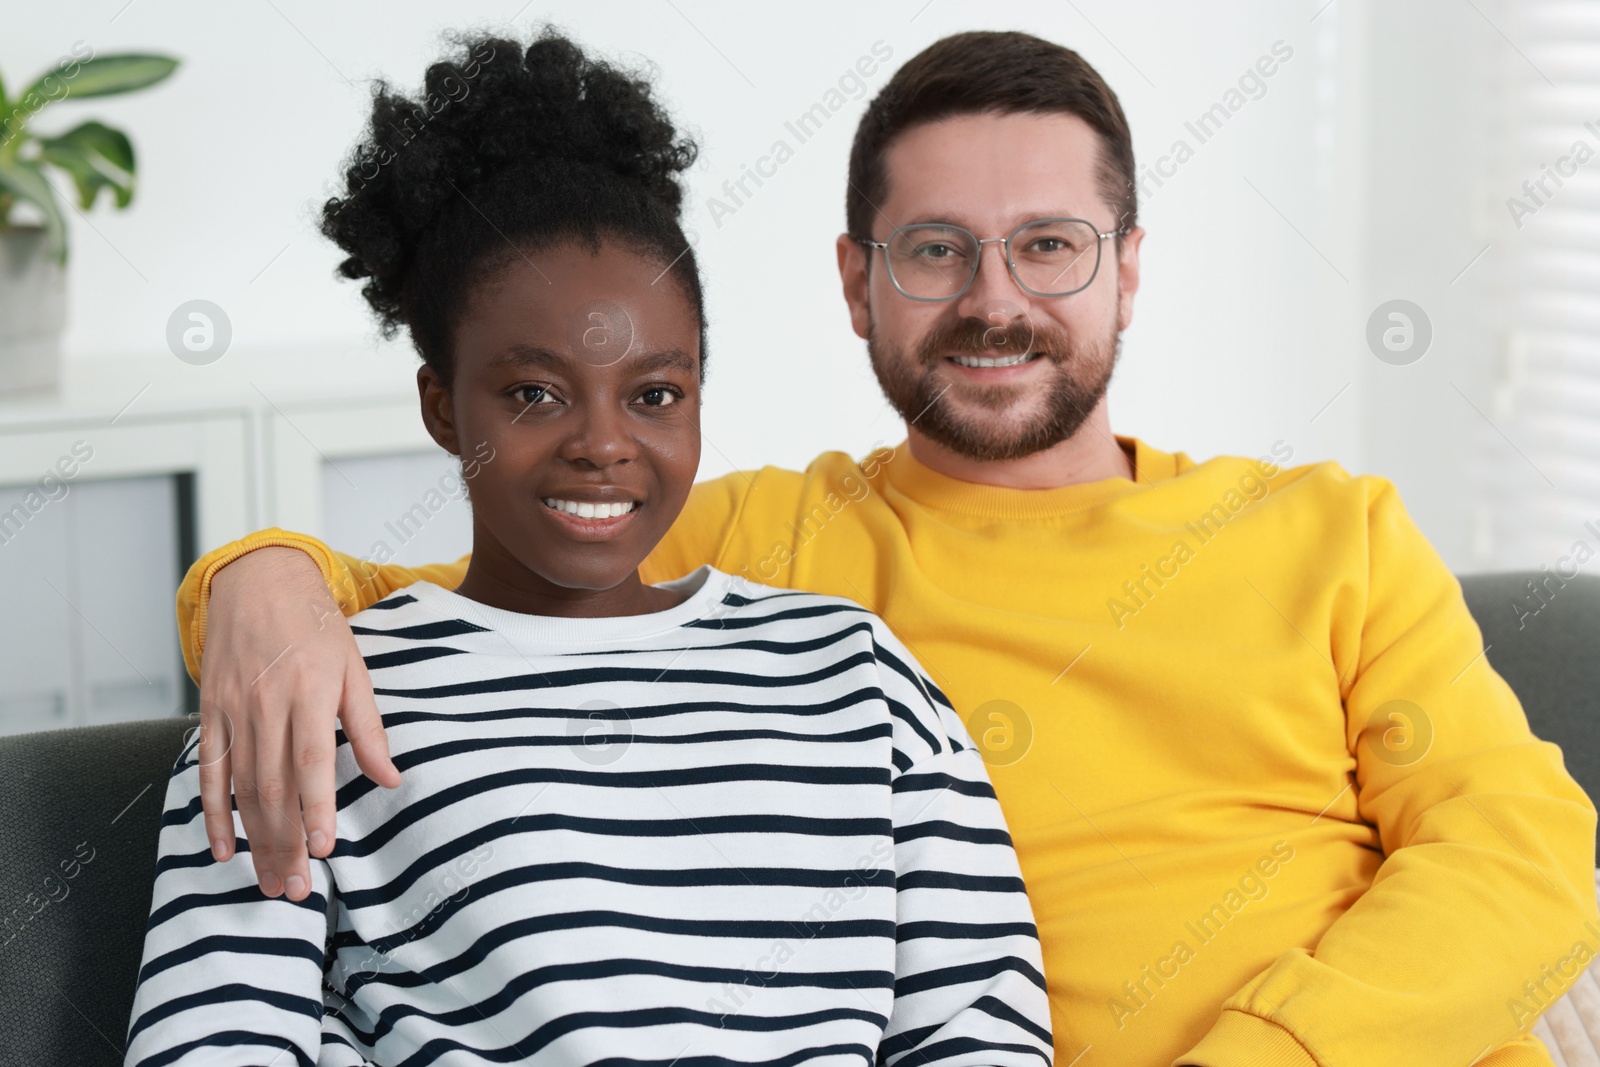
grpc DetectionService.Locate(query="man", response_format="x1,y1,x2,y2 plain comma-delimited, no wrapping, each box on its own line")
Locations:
174,30,1595,1066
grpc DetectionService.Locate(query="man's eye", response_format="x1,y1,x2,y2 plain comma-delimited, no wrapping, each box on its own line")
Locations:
638,386,679,408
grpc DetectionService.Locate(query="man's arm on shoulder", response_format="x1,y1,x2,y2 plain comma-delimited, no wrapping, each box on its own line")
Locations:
177,526,469,684
1184,475,1599,1067
176,461,760,677
180,463,762,677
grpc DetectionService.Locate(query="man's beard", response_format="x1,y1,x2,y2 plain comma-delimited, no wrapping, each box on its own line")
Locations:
867,308,1122,463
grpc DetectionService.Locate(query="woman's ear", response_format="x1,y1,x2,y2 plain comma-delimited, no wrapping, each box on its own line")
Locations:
417,363,461,456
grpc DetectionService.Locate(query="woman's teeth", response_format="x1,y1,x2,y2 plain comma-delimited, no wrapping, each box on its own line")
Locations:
542,499,636,519
951,352,1037,368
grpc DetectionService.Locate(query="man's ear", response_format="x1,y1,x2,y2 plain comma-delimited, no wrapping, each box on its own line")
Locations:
417,364,461,457
836,232,871,341
1115,225,1145,333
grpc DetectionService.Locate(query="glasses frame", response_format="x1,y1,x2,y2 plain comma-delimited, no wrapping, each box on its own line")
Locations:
856,216,1130,302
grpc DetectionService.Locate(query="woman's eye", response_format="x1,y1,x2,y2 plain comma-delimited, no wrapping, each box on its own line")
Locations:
638,386,678,408
516,384,554,405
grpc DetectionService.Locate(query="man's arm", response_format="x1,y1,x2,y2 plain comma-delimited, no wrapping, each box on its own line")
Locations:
173,470,755,900
177,463,761,682
1182,476,1599,1067
176,525,470,686
124,732,335,1066
874,627,1054,1065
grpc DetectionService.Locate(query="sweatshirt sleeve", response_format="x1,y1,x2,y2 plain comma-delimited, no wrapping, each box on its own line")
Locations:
175,526,471,685
873,625,1055,1066
123,736,335,1067
1182,475,1599,1067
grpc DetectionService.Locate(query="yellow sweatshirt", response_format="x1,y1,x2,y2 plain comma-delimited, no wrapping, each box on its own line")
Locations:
178,436,1597,1067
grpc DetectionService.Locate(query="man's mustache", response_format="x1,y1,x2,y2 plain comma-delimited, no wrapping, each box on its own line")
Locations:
916,316,1071,364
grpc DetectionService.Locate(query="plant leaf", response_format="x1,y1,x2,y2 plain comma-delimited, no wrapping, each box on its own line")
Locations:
0,159,68,262
47,121,134,173
21,54,179,104
37,121,136,209
37,144,127,211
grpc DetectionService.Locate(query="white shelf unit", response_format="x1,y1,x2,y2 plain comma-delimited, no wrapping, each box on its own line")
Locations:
0,347,459,736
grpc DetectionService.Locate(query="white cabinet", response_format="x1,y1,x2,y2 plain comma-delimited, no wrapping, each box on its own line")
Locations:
319,449,475,570
264,398,472,568
2,475,186,729
0,347,455,735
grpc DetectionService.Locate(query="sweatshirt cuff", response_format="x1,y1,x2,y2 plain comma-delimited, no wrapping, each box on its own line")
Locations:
180,528,342,684
1179,1009,1320,1067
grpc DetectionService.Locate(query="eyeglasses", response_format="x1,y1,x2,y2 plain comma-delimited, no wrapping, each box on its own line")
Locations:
856,217,1128,302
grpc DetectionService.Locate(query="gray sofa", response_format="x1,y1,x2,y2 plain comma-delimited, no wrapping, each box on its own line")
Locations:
1,572,1595,1064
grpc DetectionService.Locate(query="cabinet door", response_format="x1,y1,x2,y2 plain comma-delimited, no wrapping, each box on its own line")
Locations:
0,478,74,733
73,475,186,725
0,415,250,735
320,450,473,569
0,474,185,733
267,399,471,565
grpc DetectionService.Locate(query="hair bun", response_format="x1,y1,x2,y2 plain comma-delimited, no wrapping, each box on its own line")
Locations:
437,32,697,216
318,26,706,383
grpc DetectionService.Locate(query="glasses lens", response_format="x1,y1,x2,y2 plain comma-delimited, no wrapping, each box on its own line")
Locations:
885,225,978,300
1010,219,1102,296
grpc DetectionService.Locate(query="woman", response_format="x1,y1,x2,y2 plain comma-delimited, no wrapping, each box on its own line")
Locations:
123,28,1050,1066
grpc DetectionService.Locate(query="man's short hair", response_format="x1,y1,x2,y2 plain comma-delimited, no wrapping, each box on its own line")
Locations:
846,31,1136,244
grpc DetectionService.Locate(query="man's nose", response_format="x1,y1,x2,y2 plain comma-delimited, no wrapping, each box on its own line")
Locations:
955,239,1032,322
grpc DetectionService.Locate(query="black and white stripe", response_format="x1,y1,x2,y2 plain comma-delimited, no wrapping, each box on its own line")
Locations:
125,566,1051,1066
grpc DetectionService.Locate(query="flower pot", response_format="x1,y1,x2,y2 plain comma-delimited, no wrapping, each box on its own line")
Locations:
0,226,67,395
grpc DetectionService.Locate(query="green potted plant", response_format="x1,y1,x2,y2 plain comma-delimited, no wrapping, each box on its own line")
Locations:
0,47,179,394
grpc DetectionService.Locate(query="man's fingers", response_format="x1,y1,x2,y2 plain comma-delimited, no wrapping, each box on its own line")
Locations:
250,707,311,900
195,698,238,862
342,647,401,790
199,546,350,900
293,690,342,861
228,717,268,887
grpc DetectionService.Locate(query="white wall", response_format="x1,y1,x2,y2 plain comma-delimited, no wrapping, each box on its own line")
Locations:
4,0,1520,570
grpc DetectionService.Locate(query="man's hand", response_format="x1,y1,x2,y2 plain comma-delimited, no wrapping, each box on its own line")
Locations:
197,546,401,900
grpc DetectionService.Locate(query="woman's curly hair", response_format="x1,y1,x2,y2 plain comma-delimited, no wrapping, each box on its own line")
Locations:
319,27,704,384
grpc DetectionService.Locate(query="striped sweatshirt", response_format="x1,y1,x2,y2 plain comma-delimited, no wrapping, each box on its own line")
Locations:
125,566,1052,1066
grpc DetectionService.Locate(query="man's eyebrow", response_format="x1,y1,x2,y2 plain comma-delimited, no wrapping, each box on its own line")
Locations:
894,211,1094,230
486,343,696,374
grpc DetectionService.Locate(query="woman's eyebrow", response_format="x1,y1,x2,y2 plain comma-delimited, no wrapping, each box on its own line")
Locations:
630,348,696,374
488,343,565,370
487,344,695,374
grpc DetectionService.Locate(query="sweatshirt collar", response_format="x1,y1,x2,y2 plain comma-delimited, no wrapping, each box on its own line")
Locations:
404,565,732,648
881,434,1182,519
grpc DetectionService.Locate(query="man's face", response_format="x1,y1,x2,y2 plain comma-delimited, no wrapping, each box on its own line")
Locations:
837,112,1144,462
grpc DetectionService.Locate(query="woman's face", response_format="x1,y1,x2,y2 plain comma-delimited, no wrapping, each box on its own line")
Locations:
419,239,703,613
